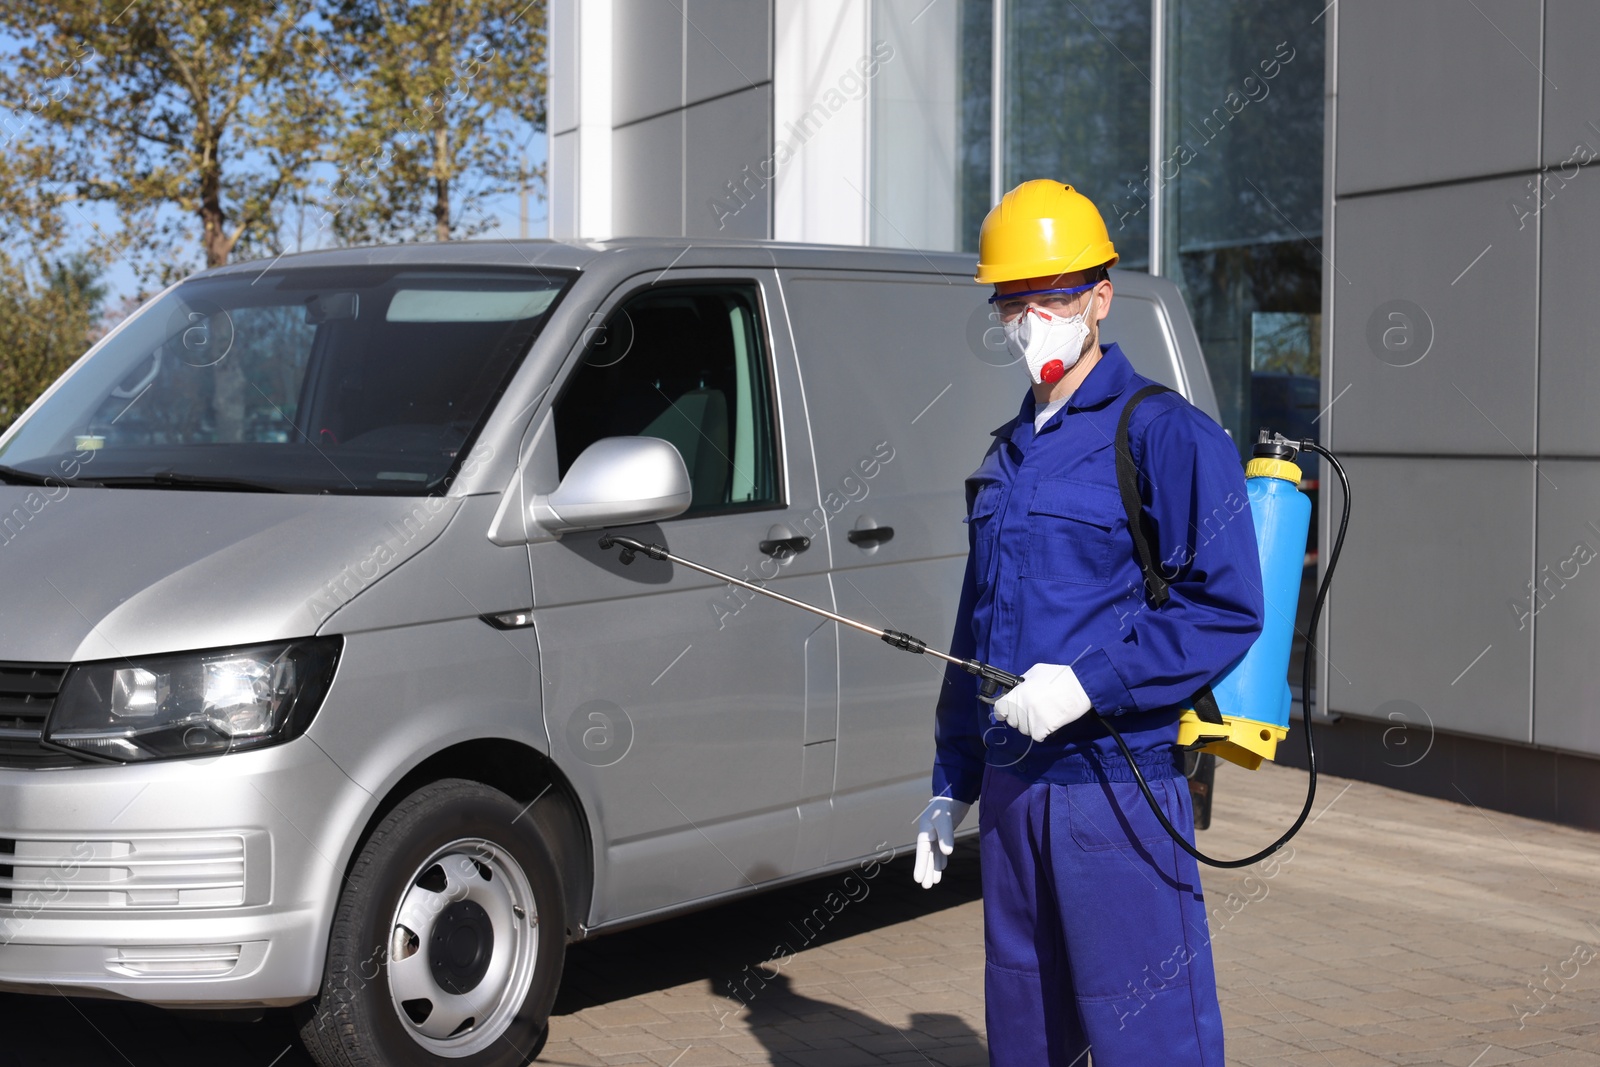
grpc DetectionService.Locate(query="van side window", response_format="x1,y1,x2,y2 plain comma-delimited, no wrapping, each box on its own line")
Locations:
554,283,780,514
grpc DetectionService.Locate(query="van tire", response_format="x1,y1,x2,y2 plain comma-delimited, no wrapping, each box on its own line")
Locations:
298,778,565,1067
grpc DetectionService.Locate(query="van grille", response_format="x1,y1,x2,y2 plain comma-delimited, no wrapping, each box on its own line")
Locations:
0,662,80,768
0,834,248,909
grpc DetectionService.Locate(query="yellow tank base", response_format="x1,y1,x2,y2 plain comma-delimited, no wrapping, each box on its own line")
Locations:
1176,709,1290,772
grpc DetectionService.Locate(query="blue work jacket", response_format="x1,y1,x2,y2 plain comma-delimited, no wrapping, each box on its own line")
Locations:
931,343,1266,802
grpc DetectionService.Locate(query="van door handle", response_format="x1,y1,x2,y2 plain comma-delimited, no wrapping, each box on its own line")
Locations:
760,535,811,558
846,526,895,546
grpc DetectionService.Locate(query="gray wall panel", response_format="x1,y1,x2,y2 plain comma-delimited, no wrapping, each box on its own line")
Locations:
684,84,772,238
1538,164,1600,455
1335,0,1540,195
1543,0,1600,169
613,0,684,128
685,0,772,104
612,111,684,236
1324,456,1533,743
1532,460,1600,756
1330,177,1536,455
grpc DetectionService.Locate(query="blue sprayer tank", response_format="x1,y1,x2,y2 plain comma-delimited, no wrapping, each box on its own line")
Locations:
1176,439,1313,770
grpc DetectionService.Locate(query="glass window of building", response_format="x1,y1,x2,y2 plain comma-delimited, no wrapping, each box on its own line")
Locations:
1160,0,1325,453
1004,0,1152,269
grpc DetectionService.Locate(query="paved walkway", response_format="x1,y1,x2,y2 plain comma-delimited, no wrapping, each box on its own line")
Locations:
3,761,1600,1065
541,761,1600,1066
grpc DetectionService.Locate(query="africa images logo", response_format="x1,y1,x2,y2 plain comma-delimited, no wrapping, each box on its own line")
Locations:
1365,300,1433,368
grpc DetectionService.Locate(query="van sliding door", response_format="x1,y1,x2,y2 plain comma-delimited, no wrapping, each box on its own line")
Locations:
776,270,1022,864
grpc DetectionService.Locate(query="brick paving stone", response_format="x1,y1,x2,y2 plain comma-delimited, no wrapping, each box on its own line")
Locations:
537,1045,608,1066
574,1033,678,1057
1440,1048,1533,1066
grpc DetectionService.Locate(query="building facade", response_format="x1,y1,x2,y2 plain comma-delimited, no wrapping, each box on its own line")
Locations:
550,0,1600,828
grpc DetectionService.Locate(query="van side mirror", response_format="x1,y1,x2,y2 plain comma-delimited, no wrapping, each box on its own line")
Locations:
529,436,692,533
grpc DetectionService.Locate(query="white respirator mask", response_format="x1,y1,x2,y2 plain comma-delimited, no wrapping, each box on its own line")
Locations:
1002,292,1097,386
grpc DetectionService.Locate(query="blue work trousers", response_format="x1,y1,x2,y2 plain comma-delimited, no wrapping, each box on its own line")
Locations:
980,759,1225,1066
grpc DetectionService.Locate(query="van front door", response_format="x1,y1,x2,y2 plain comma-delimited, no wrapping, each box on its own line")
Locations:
527,274,836,923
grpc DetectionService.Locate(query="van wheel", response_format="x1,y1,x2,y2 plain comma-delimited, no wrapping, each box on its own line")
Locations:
299,779,565,1067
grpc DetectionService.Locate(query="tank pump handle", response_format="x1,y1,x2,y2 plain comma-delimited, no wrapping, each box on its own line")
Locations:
1254,429,1304,462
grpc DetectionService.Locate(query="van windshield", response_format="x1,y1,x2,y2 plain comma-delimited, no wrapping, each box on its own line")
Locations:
0,266,572,494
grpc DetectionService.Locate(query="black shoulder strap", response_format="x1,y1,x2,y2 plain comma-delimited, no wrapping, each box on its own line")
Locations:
1115,382,1227,728
1115,383,1175,609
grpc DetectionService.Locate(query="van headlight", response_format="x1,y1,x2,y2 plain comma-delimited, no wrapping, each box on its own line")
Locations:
46,638,342,762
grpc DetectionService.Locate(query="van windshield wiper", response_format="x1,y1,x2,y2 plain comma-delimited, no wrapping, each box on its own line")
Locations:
76,471,291,493
0,464,58,486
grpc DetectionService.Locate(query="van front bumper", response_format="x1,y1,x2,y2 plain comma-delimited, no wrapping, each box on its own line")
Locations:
0,737,365,1008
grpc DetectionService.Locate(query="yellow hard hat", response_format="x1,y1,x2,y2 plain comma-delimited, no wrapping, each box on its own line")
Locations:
974,179,1118,285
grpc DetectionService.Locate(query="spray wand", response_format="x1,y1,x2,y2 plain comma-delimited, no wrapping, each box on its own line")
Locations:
596,534,1025,703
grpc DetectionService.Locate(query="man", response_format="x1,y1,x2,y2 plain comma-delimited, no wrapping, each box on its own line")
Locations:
911,179,1266,1066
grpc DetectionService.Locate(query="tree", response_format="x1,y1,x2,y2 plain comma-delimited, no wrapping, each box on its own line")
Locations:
320,0,546,243
0,254,106,432
0,1,334,279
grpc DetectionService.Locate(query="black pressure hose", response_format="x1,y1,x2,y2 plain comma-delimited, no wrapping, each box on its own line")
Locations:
1097,439,1351,869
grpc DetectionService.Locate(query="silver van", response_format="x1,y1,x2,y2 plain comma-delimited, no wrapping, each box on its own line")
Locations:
0,239,1218,1065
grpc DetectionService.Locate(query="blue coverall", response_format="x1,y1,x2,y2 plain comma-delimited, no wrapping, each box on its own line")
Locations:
932,343,1266,1067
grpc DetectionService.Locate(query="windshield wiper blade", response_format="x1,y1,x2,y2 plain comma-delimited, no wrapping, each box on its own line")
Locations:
0,464,58,486
79,471,290,493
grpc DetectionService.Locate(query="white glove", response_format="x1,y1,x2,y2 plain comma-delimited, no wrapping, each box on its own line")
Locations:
913,795,971,889
992,662,1094,741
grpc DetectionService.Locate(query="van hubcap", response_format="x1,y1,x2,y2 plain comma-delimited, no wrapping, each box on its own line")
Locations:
387,838,539,1055
430,899,494,994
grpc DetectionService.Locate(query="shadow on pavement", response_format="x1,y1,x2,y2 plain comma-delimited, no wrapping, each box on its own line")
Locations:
738,970,986,1065
554,836,982,1014
555,836,987,1063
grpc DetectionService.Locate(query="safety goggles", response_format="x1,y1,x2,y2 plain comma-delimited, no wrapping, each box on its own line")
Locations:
987,281,1098,322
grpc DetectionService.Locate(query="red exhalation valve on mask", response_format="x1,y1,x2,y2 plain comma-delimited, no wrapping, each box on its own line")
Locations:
1040,359,1066,384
